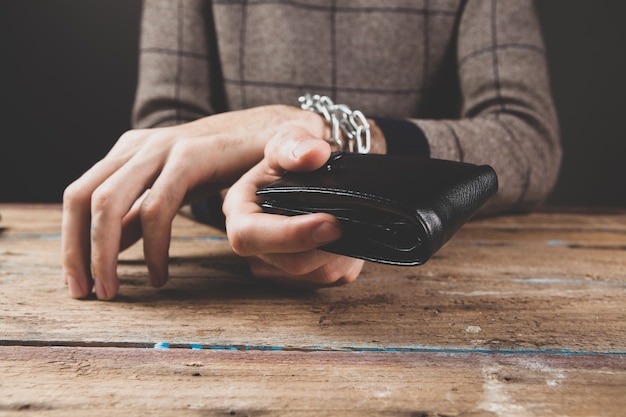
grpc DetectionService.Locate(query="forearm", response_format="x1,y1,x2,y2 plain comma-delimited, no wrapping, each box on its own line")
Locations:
416,0,561,213
416,113,560,213
132,0,216,129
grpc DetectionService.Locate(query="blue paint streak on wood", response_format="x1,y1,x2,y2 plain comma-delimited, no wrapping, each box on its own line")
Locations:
0,234,228,241
157,342,626,355
0,233,62,240
207,345,239,351
172,236,228,241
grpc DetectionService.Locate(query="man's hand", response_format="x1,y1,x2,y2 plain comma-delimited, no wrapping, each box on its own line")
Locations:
223,125,365,287
61,106,326,300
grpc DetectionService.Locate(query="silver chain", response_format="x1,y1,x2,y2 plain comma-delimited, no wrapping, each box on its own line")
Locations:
298,93,371,154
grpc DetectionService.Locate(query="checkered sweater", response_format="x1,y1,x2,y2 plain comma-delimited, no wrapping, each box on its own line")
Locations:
132,0,561,213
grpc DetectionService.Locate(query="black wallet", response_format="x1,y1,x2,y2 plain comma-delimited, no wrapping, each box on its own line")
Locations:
256,152,497,266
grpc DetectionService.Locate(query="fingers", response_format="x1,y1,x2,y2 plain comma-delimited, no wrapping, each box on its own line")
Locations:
62,115,337,299
138,140,202,288
65,132,235,299
223,124,331,217
224,125,365,286
228,211,342,256
224,125,335,257
248,253,364,287
62,131,181,299
263,124,332,174
119,191,148,252
62,184,94,298
88,148,172,299
62,132,147,299
90,136,223,296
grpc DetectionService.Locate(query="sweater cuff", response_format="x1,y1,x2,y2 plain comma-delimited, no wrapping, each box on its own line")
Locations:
369,117,430,158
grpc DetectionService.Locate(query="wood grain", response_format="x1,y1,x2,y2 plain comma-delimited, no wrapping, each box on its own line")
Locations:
1,205,624,353
1,346,625,416
1,204,625,416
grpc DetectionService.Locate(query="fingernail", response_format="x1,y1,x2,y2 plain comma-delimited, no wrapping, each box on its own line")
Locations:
94,278,108,300
150,271,167,288
292,138,324,160
311,221,341,244
66,276,85,298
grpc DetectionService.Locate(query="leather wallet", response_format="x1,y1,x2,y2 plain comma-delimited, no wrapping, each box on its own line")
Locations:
256,152,497,266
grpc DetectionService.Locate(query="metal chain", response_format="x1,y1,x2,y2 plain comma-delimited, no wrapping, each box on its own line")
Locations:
298,93,371,154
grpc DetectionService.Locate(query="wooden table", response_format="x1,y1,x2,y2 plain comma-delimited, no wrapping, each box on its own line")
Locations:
0,204,624,416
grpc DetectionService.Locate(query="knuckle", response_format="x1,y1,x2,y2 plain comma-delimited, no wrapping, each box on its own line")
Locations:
168,138,202,172
118,128,148,144
311,260,359,285
170,138,195,158
340,260,363,285
91,186,116,213
227,220,252,257
139,197,164,223
267,125,305,155
117,129,173,156
311,266,342,285
63,181,89,206
279,258,312,277
340,272,359,285
221,195,232,216
277,123,308,139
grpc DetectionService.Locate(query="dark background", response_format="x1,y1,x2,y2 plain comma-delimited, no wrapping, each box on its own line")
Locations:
1,1,625,206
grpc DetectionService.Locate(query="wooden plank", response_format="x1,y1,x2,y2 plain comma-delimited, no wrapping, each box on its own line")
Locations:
1,205,625,416
1,346,625,416
0,204,219,237
1,204,625,353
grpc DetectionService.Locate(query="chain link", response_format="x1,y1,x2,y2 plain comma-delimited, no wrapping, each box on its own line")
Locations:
298,93,371,154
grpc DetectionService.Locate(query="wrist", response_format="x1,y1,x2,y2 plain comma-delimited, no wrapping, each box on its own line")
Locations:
368,116,430,157
367,118,387,155
298,94,373,154
261,104,330,144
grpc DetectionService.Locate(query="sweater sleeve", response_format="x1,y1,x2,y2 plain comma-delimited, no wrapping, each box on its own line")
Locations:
414,0,561,213
131,0,220,129
131,0,227,229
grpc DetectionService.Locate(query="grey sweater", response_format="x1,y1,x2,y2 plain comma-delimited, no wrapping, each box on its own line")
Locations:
132,0,561,213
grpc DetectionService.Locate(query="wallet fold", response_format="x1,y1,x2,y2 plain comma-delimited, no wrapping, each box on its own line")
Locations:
256,152,497,266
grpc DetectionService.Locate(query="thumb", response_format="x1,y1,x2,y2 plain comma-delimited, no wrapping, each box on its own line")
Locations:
265,125,331,174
